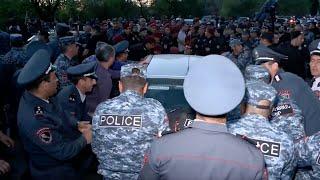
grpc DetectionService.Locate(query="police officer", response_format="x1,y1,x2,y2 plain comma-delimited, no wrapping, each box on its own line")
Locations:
111,40,130,71
54,36,79,89
1,34,27,68
245,65,310,179
26,40,53,62
244,65,271,83
227,65,272,122
139,55,266,180
17,49,92,179
250,27,260,48
227,80,296,179
92,63,169,179
244,65,306,141
254,45,320,136
48,23,71,60
295,131,320,179
309,49,320,100
0,29,10,56
56,61,97,139
223,39,252,73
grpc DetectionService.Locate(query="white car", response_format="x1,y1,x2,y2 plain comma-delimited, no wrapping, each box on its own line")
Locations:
144,54,202,130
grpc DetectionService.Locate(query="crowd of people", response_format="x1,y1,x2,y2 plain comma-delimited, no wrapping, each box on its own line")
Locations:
1,15,320,179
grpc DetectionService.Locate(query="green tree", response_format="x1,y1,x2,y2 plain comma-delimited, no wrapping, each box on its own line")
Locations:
278,0,311,16
0,0,32,28
30,0,61,21
221,0,265,17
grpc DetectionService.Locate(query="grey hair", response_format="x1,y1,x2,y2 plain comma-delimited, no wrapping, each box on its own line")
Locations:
95,41,115,62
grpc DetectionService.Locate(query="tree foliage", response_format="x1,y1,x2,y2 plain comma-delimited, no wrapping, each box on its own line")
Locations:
221,0,313,17
0,0,317,27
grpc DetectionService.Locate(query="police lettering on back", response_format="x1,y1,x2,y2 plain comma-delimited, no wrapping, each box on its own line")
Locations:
99,114,142,128
241,136,281,157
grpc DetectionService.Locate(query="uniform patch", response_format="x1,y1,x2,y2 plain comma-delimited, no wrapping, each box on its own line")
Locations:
274,75,282,82
317,153,320,165
69,94,76,102
34,106,44,116
278,90,291,99
272,104,293,116
184,119,193,127
36,128,52,144
99,114,142,128
237,134,281,157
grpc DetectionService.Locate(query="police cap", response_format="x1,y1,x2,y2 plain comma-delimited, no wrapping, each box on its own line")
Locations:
67,61,98,80
10,34,24,47
10,34,23,42
55,23,70,37
245,80,277,109
250,27,260,34
183,55,245,116
310,49,320,56
253,45,287,65
59,36,76,47
120,63,146,79
26,41,52,59
18,49,54,86
114,40,129,54
244,65,271,83
229,39,242,47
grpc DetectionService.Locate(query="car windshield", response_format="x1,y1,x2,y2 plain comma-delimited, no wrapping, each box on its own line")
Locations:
146,78,195,130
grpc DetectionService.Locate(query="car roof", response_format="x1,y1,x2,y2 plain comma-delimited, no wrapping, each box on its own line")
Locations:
146,54,202,79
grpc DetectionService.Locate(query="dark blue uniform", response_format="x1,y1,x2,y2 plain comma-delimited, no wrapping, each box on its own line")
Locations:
16,49,88,180
17,91,87,179
271,70,320,136
56,84,91,139
0,30,10,56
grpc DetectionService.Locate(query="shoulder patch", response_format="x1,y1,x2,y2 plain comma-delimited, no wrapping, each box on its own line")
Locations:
99,114,142,128
69,94,76,102
36,128,52,144
272,104,293,116
275,74,282,82
184,119,193,127
237,134,281,157
34,106,44,116
278,90,291,99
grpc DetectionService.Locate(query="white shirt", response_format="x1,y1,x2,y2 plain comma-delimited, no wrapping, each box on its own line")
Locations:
312,77,320,100
77,87,86,102
177,30,186,52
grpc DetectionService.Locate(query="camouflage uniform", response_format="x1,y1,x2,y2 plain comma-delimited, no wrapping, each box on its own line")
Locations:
227,80,296,180
92,64,169,180
227,65,271,122
244,65,306,141
295,132,320,179
54,54,75,88
244,65,271,83
270,96,306,141
223,47,252,74
270,96,309,179
1,47,27,67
